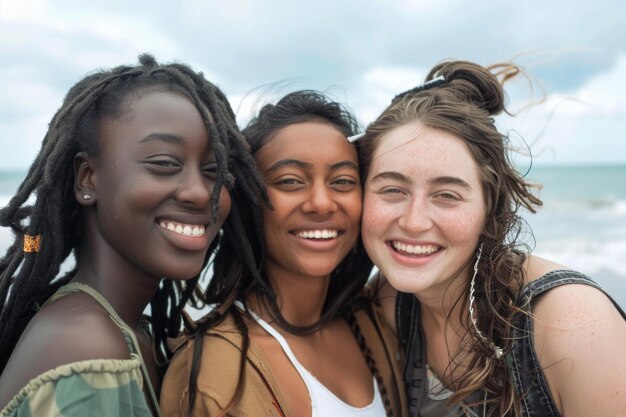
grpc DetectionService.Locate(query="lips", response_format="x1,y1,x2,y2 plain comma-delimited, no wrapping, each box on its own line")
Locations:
156,218,212,253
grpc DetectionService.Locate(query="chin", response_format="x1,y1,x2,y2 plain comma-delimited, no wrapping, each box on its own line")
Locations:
159,264,204,281
297,265,336,278
382,271,427,294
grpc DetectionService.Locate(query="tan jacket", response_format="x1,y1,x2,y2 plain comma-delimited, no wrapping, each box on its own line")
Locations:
160,301,407,417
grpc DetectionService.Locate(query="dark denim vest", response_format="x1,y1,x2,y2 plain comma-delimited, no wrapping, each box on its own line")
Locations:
396,270,626,417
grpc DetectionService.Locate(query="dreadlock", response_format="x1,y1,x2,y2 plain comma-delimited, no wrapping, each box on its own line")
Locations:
0,53,266,374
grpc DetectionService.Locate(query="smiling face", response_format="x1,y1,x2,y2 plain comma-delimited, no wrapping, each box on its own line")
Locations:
85,90,231,281
362,121,486,297
254,121,362,281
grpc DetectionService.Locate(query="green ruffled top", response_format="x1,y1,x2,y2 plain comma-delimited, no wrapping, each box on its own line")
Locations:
0,282,161,417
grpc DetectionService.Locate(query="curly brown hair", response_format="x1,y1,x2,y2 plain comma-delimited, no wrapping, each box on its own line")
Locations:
357,60,543,416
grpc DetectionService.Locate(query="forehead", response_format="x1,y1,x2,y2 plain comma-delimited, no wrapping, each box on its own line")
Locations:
370,121,480,180
116,89,199,125
256,121,357,168
96,90,212,153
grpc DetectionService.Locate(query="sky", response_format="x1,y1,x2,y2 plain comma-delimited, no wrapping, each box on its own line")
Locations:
1,0,626,169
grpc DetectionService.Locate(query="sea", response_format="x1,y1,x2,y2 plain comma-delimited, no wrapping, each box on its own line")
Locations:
1,165,625,309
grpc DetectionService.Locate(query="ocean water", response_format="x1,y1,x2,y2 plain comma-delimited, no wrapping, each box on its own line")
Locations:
1,165,625,308
521,165,626,308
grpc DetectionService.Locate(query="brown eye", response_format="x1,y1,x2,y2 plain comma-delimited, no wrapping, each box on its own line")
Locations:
202,162,218,179
145,158,181,174
333,179,356,185
152,161,178,168
331,177,357,192
437,192,460,200
276,178,301,185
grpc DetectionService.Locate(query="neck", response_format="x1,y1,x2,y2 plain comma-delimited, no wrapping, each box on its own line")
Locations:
414,269,469,336
73,246,160,330
248,268,331,328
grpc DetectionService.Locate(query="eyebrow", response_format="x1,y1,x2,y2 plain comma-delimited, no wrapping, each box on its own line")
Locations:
265,159,311,174
265,159,358,174
429,176,472,189
369,171,472,189
369,171,413,185
139,133,183,145
329,160,359,171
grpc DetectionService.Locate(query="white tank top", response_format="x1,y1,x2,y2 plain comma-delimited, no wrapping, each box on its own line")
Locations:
247,308,387,417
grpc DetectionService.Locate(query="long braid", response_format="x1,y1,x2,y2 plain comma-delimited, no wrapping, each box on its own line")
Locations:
346,310,395,417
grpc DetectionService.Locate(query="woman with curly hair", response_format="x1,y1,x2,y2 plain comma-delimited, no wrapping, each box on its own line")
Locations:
358,60,626,417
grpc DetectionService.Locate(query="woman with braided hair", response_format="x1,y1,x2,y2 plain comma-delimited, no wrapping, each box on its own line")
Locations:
0,54,265,417
161,90,407,417
358,60,626,416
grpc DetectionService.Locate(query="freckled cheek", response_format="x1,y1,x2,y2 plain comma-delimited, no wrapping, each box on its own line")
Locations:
362,196,396,238
442,211,485,242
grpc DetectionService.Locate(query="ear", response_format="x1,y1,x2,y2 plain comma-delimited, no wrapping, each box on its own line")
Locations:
74,151,96,206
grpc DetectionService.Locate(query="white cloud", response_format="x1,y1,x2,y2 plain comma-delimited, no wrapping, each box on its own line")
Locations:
0,72,61,117
500,54,626,164
0,0,47,20
350,66,428,124
573,55,626,115
1,0,626,168
0,115,50,169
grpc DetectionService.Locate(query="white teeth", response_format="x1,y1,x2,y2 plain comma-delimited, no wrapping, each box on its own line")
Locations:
392,241,439,255
296,229,339,239
160,221,205,237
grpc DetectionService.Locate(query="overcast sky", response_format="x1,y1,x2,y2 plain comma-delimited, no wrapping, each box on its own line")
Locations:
1,0,625,169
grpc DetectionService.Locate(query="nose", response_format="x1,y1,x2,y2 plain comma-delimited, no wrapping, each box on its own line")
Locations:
176,168,212,208
301,182,338,215
397,196,433,233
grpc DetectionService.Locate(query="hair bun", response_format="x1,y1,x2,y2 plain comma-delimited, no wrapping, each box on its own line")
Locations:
428,60,506,115
138,53,158,68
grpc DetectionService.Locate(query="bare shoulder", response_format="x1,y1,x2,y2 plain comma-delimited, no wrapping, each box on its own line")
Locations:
530,254,622,341
524,254,569,282
368,272,398,333
526,255,624,353
530,263,626,416
0,291,132,405
532,277,624,337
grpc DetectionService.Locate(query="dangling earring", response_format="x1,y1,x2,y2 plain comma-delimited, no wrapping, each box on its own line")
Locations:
469,243,504,359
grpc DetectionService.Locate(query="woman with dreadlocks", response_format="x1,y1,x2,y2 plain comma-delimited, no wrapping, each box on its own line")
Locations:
0,54,264,417
161,90,407,417
358,60,626,416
